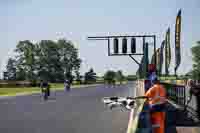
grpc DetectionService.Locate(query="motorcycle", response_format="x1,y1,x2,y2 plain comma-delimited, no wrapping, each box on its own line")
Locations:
102,96,141,111
41,85,50,100
64,82,71,91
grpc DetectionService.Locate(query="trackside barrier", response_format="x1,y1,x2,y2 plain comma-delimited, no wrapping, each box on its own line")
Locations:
162,82,199,119
161,83,186,107
127,80,152,133
128,80,200,133
126,99,146,133
127,80,189,133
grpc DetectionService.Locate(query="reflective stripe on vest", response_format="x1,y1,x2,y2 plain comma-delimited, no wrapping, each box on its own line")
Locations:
152,124,160,128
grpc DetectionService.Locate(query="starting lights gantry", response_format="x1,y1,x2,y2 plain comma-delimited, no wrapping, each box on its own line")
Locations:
87,35,157,77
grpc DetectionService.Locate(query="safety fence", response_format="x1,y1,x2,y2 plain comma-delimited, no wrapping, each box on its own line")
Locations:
162,83,186,106
138,80,199,117
128,80,200,133
162,82,199,119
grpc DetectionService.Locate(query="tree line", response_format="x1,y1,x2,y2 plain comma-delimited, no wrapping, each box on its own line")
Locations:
3,39,137,84
5,39,200,82
187,41,200,80
4,39,81,83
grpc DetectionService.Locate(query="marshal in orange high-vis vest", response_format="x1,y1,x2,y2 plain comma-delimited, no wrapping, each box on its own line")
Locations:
145,80,167,133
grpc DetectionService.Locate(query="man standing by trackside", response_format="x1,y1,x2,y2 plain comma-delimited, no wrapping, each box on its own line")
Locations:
137,78,167,133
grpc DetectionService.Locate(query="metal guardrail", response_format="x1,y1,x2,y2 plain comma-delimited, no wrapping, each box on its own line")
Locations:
129,80,199,133
162,82,200,119
184,86,199,118
162,83,186,107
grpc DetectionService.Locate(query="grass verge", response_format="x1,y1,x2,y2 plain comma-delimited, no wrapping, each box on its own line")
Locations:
0,81,128,97
0,84,101,97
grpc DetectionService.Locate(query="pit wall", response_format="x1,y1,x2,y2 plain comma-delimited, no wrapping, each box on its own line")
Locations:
127,79,150,133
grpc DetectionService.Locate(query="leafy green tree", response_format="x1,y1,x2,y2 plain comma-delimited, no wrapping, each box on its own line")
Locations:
11,39,81,82
185,71,193,79
36,40,61,82
116,70,125,84
3,72,8,80
84,68,97,84
4,58,17,80
191,41,200,80
75,70,82,84
104,70,116,84
16,68,26,80
126,75,137,81
15,40,36,81
57,39,81,82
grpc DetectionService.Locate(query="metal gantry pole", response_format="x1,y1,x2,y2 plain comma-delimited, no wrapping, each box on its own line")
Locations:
108,38,110,56
153,35,157,75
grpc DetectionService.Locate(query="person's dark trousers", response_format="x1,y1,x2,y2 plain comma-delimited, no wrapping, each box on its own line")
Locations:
150,104,166,113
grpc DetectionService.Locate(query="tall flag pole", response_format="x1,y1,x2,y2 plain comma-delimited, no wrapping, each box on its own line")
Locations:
175,9,182,76
156,48,161,75
165,28,171,75
151,52,156,65
138,56,145,78
160,40,165,75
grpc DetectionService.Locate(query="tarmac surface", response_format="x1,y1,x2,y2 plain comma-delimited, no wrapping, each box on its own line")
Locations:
0,82,136,133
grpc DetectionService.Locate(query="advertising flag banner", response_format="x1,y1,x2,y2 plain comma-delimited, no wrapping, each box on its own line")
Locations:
175,9,182,74
160,40,165,74
156,48,161,74
165,28,171,75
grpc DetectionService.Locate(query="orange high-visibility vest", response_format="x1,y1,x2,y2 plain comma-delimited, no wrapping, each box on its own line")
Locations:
145,84,167,133
145,84,166,106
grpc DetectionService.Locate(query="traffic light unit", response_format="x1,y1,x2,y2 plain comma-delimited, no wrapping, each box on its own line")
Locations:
122,38,127,53
113,38,119,54
113,37,136,54
131,38,136,53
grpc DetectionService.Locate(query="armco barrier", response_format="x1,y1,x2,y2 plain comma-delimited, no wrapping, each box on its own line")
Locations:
128,80,199,133
162,82,199,119
162,82,186,107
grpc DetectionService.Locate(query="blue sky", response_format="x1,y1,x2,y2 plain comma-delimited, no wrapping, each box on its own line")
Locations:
0,0,200,77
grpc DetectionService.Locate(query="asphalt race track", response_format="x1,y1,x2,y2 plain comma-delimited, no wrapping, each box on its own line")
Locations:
0,82,136,133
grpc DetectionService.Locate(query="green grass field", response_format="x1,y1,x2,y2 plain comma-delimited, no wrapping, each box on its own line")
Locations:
0,87,39,96
0,83,101,97
0,81,128,97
